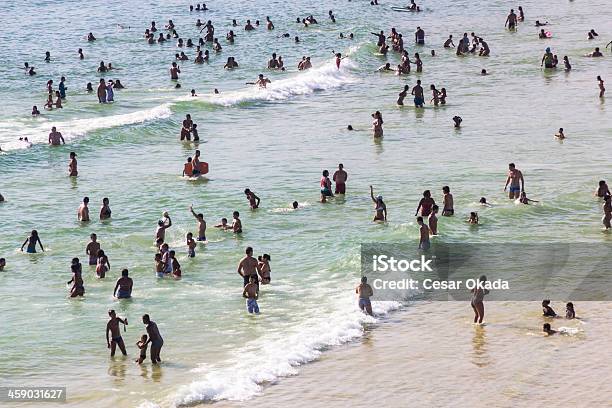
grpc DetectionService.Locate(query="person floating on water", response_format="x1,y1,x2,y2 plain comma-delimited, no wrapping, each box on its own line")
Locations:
543,323,556,335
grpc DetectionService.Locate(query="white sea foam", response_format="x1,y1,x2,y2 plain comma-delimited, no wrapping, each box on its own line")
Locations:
160,300,401,407
0,103,172,152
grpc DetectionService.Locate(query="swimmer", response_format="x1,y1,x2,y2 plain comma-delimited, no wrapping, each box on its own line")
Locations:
48,127,65,146
370,186,387,221
541,47,554,68
597,76,605,97
21,230,44,253
333,164,348,194
563,56,571,70
86,233,100,266
191,89,197,96
78,47,85,58
214,217,229,230
113,269,133,299
192,150,202,176
187,205,207,241
182,157,194,177
32,105,40,116
542,299,557,317
415,190,436,217
453,116,462,127
87,32,96,41
332,51,346,69
347,125,354,131
266,16,274,30
441,186,454,216
555,128,565,140
68,152,79,177
292,201,299,209
543,323,556,335
86,82,93,92
429,205,439,235
417,217,430,250
595,180,610,197
169,250,181,278
566,302,576,319
479,197,491,207
415,27,425,45
78,197,90,222
247,74,271,88
444,35,455,48
106,310,128,356
504,163,524,199
244,19,255,31
377,62,394,72
586,47,603,57
535,20,548,27
0,258,5,271
67,258,84,297
231,211,242,233
186,233,196,257
244,188,261,209
356,276,374,316
539,29,547,39
519,191,539,204
238,246,259,287
430,84,440,106
467,212,479,224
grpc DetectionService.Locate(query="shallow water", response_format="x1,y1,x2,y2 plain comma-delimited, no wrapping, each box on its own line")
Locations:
0,0,611,407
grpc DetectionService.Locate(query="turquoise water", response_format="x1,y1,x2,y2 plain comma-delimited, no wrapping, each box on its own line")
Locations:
0,0,611,406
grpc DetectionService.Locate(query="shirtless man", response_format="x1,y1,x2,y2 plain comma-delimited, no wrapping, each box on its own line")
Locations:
267,53,279,69
78,197,90,222
415,27,425,45
332,163,348,194
189,205,207,241
86,233,101,266
181,114,193,140
505,9,517,30
142,314,163,364
106,310,128,357
244,188,260,209
48,127,65,145
253,74,271,88
68,152,78,176
504,163,524,199
356,276,374,316
97,79,106,103
417,216,430,250
113,269,133,299
442,186,454,216
443,35,455,48
411,80,424,108
237,246,259,286
170,62,181,80
155,212,172,242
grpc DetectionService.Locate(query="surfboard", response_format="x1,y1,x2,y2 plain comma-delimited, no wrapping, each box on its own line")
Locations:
391,7,414,12
184,162,209,177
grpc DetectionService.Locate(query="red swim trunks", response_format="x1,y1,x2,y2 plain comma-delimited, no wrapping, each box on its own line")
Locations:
335,182,346,194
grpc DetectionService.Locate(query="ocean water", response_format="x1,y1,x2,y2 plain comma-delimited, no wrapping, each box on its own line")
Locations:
0,0,611,407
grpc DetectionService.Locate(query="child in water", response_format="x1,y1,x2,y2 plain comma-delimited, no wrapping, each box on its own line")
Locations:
170,250,181,278
186,232,196,257
214,218,229,229
21,230,44,253
135,334,148,364
566,302,576,319
519,191,539,205
542,299,557,317
467,212,479,224
155,253,165,278
96,250,110,278
479,197,491,207
543,323,557,335
555,128,565,139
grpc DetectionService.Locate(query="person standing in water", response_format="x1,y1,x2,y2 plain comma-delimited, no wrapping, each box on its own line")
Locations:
48,127,65,145
397,84,409,105
320,170,334,202
505,9,517,30
411,80,424,108
100,198,111,220
244,188,261,209
237,246,259,287
243,275,260,314
113,269,133,299
189,205,207,241
21,230,44,253
504,163,525,199
471,275,489,324
142,314,163,364
415,190,436,217
68,152,78,177
106,310,128,357
417,217,430,250
372,111,383,138
67,258,85,298
370,186,387,221
78,197,90,222
429,205,439,235
333,163,348,195
86,233,100,266
603,195,612,230
356,276,374,316
442,186,454,216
